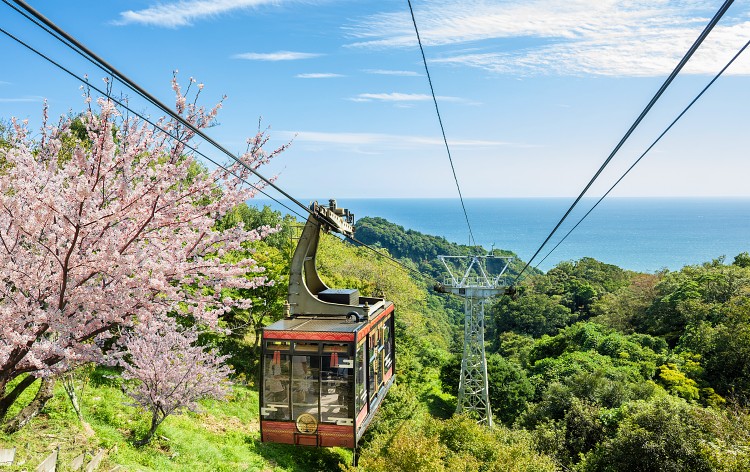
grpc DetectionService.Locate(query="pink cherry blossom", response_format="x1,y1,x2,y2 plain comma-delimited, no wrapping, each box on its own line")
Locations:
118,315,232,446
0,78,285,420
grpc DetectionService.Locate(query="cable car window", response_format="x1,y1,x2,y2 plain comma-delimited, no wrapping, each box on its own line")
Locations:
377,325,385,387
322,343,348,354
267,341,291,352
262,342,290,421
294,342,319,353
383,321,393,372
321,343,353,424
355,341,366,415
292,353,320,421
368,329,380,405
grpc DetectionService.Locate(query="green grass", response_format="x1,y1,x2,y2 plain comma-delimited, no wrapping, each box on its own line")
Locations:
0,376,351,471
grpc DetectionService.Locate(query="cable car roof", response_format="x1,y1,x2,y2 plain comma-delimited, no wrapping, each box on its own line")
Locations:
264,301,394,342
265,316,364,334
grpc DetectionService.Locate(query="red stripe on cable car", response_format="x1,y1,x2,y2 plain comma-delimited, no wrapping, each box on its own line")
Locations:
261,421,356,448
263,331,355,342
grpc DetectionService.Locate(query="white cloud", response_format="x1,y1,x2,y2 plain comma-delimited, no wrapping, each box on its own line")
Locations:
349,92,463,102
296,73,345,79
363,69,421,76
433,25,750,77
0,97,44,103
276,130,533,149
345,0,750,76
233,51,323,61
116,0,298,28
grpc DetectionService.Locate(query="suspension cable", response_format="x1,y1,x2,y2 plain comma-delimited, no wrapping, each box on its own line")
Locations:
7,0,314,219
407,0,477,247
2,21,439,284
514,0,735,283
533,38,750,270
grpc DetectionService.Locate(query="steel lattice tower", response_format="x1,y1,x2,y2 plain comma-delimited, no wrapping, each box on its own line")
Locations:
437,255,511,427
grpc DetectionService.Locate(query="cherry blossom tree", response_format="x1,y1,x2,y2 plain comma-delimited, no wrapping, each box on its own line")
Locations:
0,76,284,432
118,315,232,446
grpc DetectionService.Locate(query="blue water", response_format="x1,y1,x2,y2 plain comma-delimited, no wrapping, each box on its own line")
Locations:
252,198,750,273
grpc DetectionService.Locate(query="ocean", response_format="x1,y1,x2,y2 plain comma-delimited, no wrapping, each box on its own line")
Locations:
252,197,750,273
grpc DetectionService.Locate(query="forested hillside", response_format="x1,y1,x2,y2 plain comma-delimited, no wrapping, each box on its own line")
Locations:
355,216,534,279
356,216,750,471
4,192,750,470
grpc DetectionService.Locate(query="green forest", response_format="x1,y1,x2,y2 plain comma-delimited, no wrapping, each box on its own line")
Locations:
354,216,750,471
3,205,750,471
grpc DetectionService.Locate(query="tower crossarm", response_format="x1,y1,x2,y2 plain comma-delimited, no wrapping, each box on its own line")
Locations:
437,255,513,290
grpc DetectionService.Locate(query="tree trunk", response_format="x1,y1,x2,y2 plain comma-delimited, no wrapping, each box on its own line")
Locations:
134,409,164,447
2,377,55,434
0,375,37,421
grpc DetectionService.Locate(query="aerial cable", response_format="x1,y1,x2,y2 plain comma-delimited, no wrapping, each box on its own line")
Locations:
0,25,309,222
533,38,750,270
2,2,437,283
1,18,431,283
7,0,314,220
1,21,429,280
407,0,477,247
514,0,735,283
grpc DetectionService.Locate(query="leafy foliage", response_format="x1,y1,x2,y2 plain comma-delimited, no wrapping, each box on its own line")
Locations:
440,354,533,425
353,414,557,472
579,395,717,472
213,203,296,379
486,255,750,469
494,293,576,337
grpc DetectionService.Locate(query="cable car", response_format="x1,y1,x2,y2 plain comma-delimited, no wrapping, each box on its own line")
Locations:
260,200,396,448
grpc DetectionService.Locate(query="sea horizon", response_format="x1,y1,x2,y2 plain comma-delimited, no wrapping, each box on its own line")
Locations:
251,197,750,274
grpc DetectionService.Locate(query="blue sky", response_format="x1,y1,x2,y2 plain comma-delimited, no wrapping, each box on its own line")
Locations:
1,0,749,200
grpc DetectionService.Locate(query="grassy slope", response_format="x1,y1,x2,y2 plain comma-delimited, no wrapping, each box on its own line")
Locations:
0,377,351,471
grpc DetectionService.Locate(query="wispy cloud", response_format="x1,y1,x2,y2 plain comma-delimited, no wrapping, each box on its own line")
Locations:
233,51,323,61
363,69,421,76
116,0,300,28
349,92,463,103
276,130,533,149
345,0,750,76
296,73,345,79
0,96,44,103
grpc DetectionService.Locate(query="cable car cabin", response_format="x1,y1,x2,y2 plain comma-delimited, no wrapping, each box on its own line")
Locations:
260,302,395,448
260,200,396,449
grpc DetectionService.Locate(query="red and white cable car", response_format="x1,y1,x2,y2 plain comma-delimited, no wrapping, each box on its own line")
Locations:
260,200,396,448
